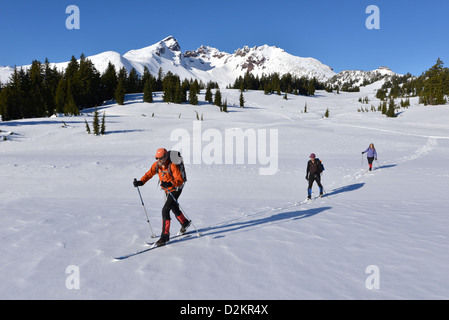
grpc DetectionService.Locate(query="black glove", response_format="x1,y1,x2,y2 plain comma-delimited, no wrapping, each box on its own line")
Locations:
361,152,364,154
305,175,309,180
160,181,173,188
133,179,143,187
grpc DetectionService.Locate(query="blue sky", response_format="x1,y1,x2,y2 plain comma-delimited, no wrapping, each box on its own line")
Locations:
0,0,448,76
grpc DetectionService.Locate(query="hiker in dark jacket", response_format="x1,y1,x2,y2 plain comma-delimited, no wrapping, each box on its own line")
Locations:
305,153,324,199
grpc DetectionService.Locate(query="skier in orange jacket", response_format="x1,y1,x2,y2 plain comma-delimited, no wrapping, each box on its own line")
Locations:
133,148,190,246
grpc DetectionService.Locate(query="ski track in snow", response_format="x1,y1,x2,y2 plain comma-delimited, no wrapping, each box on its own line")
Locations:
326,122,449,141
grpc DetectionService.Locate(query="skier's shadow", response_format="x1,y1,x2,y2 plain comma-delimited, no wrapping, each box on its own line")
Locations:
378,164,397,170
325,183,364,197
201,206,332,239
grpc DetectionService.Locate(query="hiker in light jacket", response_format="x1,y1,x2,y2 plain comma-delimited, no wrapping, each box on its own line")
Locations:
362,143,378,171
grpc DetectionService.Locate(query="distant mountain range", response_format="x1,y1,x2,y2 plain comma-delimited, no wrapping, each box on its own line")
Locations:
0,36,399,88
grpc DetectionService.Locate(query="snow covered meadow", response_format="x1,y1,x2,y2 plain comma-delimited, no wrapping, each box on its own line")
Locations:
1,83,449,300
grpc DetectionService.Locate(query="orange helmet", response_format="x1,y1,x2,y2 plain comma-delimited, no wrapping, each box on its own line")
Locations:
155,148,168,159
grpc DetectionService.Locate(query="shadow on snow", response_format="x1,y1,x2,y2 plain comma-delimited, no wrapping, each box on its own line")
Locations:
325,183,365,197
200,206,332,239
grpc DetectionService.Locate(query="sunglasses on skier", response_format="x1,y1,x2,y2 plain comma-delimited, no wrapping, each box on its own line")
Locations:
155,155,166,160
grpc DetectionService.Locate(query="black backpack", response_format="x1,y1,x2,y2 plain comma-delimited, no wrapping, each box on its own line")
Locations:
167,150,187,183
317,158,325,172
156,150,187,190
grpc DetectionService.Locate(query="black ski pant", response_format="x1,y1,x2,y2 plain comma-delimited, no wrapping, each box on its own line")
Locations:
308,174,323,192
162,189,183,221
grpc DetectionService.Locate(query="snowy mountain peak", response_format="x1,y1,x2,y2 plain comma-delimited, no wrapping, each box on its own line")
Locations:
184,45,229,61
124,36,181,62
159,35,181,52
1,36,398,88
329,66,400,89
375,66,396,76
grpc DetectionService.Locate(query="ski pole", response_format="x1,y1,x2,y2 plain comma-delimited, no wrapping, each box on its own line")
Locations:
134,179,156,238
322,187,333,199
376,159,381,169
162,187,202,237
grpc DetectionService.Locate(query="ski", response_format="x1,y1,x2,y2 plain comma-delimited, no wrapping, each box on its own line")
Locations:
113,245,158,260
113,232,197,261
144,229,198,246
295,195,324,206
145,234,193,247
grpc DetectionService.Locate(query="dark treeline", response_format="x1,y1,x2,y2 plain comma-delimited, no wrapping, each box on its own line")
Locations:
1,55,108,121
0,54,219,121
0,54,163,121
377,58,449,106
230,71,326,96
2,56,447,122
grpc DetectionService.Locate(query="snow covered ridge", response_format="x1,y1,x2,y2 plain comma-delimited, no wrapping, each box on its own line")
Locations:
329,66,400,89
0,66,15,84
0,36,397,87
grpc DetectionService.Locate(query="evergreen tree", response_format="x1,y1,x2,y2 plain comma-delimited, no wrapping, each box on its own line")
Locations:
205,84,213,103
143,79,153,103
43,58,61,116
85,118,91,134
64,81,79,115
189,80,199,105
421,58,447,105
239,91,245,107
29,60,47,117
308,81,315,96
141,66,151,92
101,112,106,135
93,107,100,135
64,92,78,116
214,89,222,107
386,98,396,117
101,62,118,101
127,68,140,93
55,78,67,114
181,79,190,103
0,68,24,120
156,67,164,91
115,79,126,105
117,67,128,88
222,99,228,112
77,54,101,109
64,56,80,108
174,80,183,104
381,101,387,114
65,56,79,81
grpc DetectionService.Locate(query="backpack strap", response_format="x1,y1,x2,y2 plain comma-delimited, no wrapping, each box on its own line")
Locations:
156,161,185,191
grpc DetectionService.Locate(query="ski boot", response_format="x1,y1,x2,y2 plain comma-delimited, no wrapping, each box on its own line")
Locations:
156,233,169,247
179,220,191,235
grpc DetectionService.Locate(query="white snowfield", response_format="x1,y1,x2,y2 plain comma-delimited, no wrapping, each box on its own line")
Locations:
1,82,449,300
